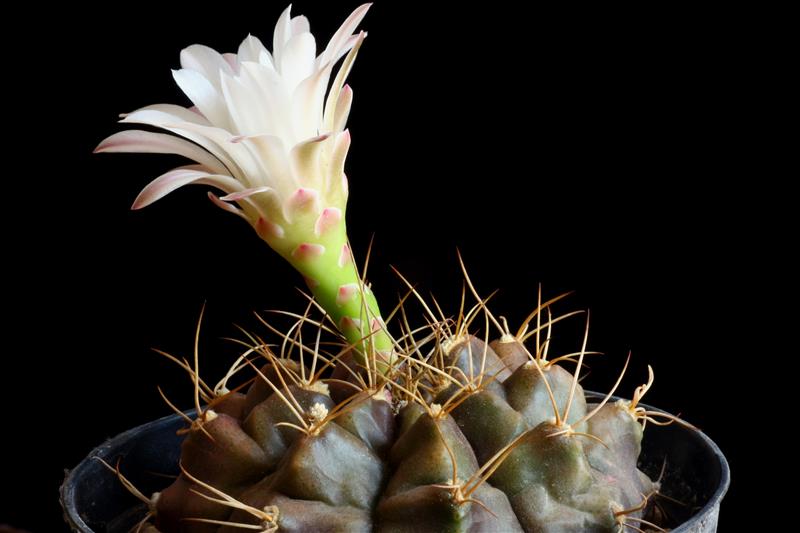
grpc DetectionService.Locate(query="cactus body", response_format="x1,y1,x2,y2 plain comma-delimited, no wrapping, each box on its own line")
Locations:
149,337,656,533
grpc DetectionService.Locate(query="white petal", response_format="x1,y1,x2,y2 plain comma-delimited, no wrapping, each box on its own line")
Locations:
289,134,329,191
208,192,248,220
221,70,267,136
166,121,264,187
333,84,353,134
280,32,316,90
220,186,274,202
122,109,242,180
323,32,365,133
239,61,294,141
172,68,231,130
234,134,294,198
329,34,360,65
121,104,210,126
292,62,334,139
222,53,240,74
319,3,371,66
94,130,228,175
272,5,293,66
180,44,233,92
290,15,311,37
326,130,351,201
132,165,242,209
220,182,285,224
238,34,271,65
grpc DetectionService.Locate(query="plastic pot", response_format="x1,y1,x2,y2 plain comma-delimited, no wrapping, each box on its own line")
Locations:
61,396,729,532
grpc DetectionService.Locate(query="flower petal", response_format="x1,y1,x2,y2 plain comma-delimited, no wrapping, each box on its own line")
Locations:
273,5,293,66
208,191,248,220
162,121,263,186
222,53,240,74
221,185,285,224
280,32,316,91
172,68,231,130
121,104,210,126
94,130,228,175
238,34,272,67
132,165,242,210
238,61,294,140
289,134,330,191
180,44,234,91
326,130,351,202
233,134,294,198
291,15,310,36
292,60,334,140
122,108,242,180
323,32,365,133
315,207,343,237
219,186,274,202
221,70,268,136
319,3,371,66
333,84,353,134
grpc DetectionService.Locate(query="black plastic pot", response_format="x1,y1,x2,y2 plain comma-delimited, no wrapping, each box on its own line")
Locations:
62,397,729,532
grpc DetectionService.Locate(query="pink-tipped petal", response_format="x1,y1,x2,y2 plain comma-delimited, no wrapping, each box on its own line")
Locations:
287,187,320,216
132,166,241,210
220,186,274,202
328,130,351,198
94,130,228,175
323,32,365,133
207,192,247,220
160,120,262,180
291,243,325,261
340,316,362,333
255,216,285,240
336,283,360,307
338,243,352,268
314,207,343,237
120,108,245,179
320,3,372,66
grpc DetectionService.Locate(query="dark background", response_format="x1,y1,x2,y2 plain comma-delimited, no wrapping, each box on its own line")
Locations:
4,1,771,530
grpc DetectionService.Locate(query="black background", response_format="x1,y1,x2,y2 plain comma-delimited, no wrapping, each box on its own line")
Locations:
4,1,772,530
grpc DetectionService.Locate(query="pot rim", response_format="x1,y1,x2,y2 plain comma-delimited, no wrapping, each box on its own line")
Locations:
584,392,730,532
60,410,181,532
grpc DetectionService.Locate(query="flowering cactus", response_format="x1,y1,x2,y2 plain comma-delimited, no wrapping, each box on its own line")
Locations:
95,5,688,532
96,4,391,362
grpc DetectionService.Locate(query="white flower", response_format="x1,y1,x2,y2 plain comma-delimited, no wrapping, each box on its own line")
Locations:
97,3,395,359
96,4,370,254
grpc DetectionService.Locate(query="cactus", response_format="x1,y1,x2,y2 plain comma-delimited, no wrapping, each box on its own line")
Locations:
96,4,688,532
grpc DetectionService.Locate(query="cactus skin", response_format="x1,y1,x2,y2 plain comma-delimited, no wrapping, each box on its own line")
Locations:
146,337,657,533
